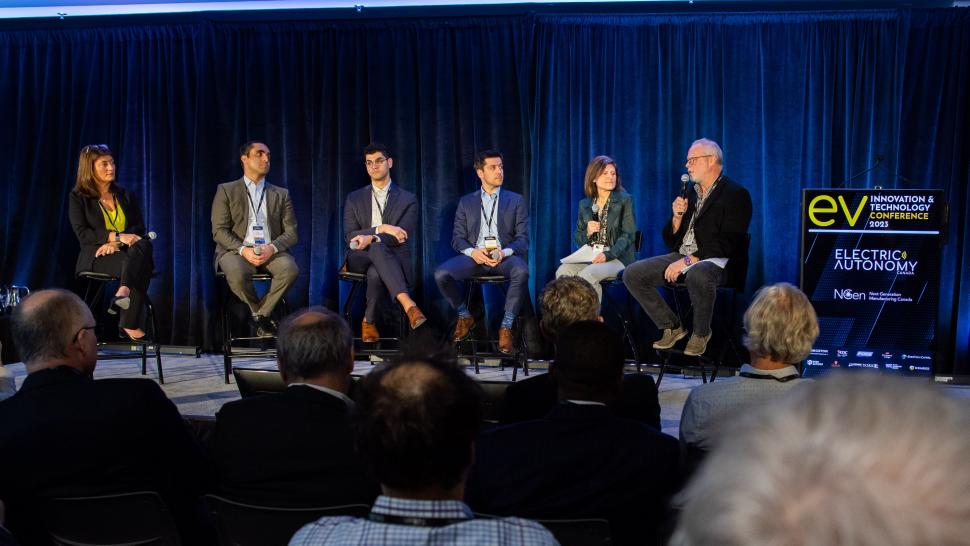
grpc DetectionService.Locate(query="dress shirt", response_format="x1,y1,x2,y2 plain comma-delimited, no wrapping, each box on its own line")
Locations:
463,187,513,259
370,181,392,230
287,383,354,408
289,495,558,546
243,176,271,246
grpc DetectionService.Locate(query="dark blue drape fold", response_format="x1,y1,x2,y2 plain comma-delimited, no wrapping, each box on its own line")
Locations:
1,8,967,369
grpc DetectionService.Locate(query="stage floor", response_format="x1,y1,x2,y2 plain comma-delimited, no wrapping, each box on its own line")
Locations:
2,353,701,437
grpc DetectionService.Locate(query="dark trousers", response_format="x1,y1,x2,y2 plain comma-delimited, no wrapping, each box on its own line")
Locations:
622,252,724,337
91,239,154,329
434,254,529,315
346,244,411,323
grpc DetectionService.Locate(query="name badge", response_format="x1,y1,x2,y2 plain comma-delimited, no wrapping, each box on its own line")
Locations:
592,244,605,254
253,225,266,245
484,236,499,250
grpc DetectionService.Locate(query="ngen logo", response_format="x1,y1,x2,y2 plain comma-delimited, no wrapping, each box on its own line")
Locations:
834,289,866,300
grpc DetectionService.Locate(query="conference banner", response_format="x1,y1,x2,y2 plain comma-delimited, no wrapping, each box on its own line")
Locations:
800,189,946,377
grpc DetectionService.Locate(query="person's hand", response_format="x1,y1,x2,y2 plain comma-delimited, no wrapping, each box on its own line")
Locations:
118,233,141,246
470,248,492,265
379,224,408,244
592,253,607,264
240,246,261,266
672,197,688,218
486,250,503,267
350,234,374,251
664,259,687,283
252,244,276,266
586,220,602,237
95,243,121,257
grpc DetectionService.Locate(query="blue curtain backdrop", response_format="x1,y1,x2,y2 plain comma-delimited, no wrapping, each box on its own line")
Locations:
1,8,967,369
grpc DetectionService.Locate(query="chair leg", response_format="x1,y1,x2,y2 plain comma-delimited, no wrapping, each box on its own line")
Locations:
146,298,163,384
222,288,232,385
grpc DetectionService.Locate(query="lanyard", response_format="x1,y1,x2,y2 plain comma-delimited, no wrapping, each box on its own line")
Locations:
368,512,467,527
481,193,498,236
685,174,722,233
372,189,387,223
247,184,266,219
98,195,122,232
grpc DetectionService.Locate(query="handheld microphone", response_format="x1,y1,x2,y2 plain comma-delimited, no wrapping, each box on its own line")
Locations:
147,231,157,240
680,174,690,199
590,203,600,222
349,240,360,250
489,248,503,261
253,244,262,256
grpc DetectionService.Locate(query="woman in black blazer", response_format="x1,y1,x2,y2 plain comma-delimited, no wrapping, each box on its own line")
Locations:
68,144,154,341
556,155,638,302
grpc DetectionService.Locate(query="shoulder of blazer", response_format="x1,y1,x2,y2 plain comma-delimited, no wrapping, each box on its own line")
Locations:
610,191,633,205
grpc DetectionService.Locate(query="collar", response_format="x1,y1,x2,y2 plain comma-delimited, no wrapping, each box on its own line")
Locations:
371,495,473,521
564,399,607,406
480,187,501,200
244,175,265,189
21,365,91,392
694,174,722,199
371,180,392,194
287,382,354,407
738,363,801,381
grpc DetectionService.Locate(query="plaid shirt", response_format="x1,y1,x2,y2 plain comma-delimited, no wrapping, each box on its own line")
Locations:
289,495,559,546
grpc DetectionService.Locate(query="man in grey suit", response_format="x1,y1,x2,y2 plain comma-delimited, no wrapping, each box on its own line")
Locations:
212,141,299,336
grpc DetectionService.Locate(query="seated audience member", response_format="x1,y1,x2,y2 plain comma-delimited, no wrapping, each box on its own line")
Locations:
467,321,682,546
679,282,818,465
500,276,660,429
672,373,970,546
210,307,378,507
290,354,558,546
0,342,14,401
0,289,209,545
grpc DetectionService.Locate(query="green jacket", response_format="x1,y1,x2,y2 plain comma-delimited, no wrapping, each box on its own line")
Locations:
571,190,637,265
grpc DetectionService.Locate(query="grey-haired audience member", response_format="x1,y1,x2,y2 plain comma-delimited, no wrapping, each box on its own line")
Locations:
673,373,970,546
678,282,818,457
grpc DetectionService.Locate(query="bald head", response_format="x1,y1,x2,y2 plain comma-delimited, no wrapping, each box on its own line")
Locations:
276,307,353,384
356,357,484,493
12,289,95,372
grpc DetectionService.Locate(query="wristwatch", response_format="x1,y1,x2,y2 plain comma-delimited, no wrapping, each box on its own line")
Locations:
683,255,693,266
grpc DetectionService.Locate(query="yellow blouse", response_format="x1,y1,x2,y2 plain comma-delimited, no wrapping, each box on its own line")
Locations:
100,198,127,233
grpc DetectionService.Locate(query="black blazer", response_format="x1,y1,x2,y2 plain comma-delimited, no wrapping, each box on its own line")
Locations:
343,183,419,286
0,367,210,545
467,403,682,546
68,186,147,274
662,175,752,288
209,385,379,508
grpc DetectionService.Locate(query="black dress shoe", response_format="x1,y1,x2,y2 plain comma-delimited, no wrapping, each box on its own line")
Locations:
120,329,148,343
107,295,131,316
254,315,278,338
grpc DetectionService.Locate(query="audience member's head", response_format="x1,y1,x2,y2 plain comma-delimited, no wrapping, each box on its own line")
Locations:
743,282,819,366
551,320,625,403
539,276,600,340
276,307,354,387
12,289,97,376
673,373,970,546
355,354,484,498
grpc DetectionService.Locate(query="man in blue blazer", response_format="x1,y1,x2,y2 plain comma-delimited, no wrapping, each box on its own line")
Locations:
434,150,529,354
343,143,425,342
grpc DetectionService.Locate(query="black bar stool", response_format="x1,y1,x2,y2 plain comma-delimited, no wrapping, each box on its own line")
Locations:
216,271,288,384
455,275,529,380
338,264,407,360
77,271,163,383
599,231,643,372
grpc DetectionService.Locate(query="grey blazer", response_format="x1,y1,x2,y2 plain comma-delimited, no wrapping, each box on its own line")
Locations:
211,177,298,268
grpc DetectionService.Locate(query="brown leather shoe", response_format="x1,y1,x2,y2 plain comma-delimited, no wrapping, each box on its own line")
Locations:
405,306,427,329
498,327,514,354
361,319,379,343
452,316,475,342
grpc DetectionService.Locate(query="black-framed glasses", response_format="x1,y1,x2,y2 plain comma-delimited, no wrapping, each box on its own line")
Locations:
365,157,388,168
686,155,713,165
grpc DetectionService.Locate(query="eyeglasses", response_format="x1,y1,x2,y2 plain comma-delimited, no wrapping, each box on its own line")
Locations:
73,324,96,342
365,157,388,168
686,155,713,165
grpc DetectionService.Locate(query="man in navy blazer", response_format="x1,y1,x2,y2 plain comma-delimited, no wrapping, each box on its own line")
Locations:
434,150,529,354
343,143,425,342
466,321,682,546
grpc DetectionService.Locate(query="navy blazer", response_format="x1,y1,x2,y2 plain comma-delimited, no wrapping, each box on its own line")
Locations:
451,188,529,259
210,385,378,508
68,186,147,274
343,183,418,285
571,191,637,265
466,403,682,546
